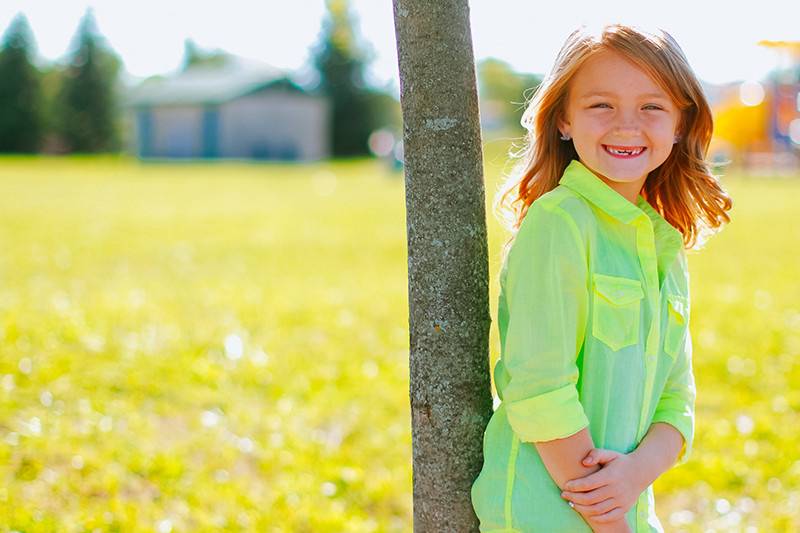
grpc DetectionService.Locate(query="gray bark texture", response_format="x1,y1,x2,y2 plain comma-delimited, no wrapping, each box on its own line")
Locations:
392,1,494,531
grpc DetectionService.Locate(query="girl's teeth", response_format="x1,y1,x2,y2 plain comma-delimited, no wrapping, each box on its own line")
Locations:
606,146,644,156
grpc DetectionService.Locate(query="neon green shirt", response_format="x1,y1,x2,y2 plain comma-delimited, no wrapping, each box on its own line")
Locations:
471,159,696,532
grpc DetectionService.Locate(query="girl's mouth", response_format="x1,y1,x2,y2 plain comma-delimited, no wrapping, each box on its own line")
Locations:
602,144,646,158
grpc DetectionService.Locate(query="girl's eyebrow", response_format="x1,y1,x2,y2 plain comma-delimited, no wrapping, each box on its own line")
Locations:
579,91,668,100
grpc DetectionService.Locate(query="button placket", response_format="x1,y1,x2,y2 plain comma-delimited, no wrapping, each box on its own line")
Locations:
634,217,661,440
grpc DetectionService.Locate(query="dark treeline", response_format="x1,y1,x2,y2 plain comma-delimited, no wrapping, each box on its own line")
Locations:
0,8,121,154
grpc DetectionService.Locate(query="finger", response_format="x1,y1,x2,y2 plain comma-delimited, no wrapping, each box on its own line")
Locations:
592,505,625,524
582,448,617,466
562,485,613,505
581,449,598,465
564,470,609,492
571,497,617,517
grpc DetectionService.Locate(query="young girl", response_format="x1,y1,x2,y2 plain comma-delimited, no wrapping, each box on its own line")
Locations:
470,23,732,532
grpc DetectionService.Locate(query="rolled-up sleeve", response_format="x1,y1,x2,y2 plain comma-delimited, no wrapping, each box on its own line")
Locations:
651,326,696,466
501,201,590,443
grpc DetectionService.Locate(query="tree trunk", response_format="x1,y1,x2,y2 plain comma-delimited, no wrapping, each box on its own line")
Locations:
392,1,493,530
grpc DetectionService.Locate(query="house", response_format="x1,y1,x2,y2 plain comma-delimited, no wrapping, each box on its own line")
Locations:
124,57,330,161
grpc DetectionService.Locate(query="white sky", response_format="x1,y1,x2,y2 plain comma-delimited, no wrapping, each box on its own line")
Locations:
1,0,798,93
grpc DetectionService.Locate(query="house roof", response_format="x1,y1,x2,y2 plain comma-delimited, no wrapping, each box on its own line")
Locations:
124,56,313,107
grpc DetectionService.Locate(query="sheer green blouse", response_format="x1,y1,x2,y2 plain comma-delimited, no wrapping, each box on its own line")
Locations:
471,159,696,532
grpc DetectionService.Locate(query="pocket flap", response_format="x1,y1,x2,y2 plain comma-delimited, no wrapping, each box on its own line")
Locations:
667,293,689,322
593,273,644,305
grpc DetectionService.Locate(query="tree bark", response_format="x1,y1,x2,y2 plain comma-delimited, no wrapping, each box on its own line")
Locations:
392,1,493,531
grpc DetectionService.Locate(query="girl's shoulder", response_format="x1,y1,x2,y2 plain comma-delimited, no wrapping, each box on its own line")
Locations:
526,185,596,237
506,186,595,268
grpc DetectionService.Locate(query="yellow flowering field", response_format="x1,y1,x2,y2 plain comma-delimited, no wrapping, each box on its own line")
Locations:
0,150,797,532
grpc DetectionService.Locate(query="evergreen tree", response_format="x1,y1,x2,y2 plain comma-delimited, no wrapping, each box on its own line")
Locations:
55,7,123,153
310,0,377,157
0,13,44,153
37,64,70,153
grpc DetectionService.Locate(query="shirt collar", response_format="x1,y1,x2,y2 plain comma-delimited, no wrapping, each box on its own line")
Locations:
558,158,684,272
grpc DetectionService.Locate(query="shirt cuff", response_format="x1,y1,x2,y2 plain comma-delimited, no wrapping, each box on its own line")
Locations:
504,383,589,442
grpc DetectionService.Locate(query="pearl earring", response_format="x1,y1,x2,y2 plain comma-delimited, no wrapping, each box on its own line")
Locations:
673,135,680,144
560,132,571,141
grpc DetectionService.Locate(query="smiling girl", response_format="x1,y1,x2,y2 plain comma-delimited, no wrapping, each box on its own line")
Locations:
470,24,732,532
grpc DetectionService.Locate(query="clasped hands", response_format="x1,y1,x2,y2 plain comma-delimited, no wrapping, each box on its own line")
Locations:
560,447,647,531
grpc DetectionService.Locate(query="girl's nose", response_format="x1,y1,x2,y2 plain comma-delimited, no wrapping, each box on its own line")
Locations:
612,119,642,137
612,110,642,134
612,125,641,137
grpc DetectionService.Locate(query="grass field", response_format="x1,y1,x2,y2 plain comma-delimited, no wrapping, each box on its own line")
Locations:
0,148,798,532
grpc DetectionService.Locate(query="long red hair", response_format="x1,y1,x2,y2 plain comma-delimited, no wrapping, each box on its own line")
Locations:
494,23,732,260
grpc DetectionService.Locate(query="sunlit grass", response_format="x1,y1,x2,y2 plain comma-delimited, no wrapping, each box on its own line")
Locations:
0,148,798,531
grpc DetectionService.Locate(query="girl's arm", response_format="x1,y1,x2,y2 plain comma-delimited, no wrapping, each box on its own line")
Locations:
500,203,629,531
533,426,599,489
628,421,685,487
534,428,633,533
648,251,695,467
649,319,696,467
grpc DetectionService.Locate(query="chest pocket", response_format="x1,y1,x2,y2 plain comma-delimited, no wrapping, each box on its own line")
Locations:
664,293,689,358
592,273,644,352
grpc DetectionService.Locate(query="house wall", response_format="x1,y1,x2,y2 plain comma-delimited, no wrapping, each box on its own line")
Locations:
218,92,330,160
132,90,330,161
147,106,204,158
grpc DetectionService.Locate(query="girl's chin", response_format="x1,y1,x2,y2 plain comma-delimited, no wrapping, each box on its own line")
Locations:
593,165,647,183
578,155,652,182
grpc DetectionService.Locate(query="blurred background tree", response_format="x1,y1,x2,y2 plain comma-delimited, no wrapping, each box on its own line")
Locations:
54,7,123,153
476,57,542,135
310,0,380,157
0,13,44,153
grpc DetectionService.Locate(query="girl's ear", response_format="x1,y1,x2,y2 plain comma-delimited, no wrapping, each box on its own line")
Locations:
673,124,683,144
556,106,572,137
557,117,571,139
673,113,685,143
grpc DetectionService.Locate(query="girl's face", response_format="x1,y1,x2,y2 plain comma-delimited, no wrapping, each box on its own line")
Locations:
558,49,681,203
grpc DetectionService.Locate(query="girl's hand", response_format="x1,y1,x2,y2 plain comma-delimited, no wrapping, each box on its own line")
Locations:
560,448,646,526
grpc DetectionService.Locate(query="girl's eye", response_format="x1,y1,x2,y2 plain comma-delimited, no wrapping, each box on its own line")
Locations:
590,103,664,111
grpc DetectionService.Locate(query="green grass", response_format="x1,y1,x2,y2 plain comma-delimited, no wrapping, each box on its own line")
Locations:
0,149,798,532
